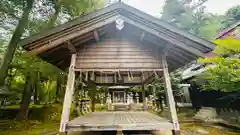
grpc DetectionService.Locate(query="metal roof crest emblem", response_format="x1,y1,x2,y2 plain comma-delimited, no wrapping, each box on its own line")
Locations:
115,18,124,31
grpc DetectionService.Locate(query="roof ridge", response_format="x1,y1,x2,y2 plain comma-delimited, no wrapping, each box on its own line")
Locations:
217,20,240,39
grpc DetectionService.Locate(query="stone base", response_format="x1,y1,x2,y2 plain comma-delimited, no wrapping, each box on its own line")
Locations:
59,131,84,135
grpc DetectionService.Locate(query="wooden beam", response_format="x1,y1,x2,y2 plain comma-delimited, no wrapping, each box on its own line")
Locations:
74,69,163,72
167,55,188,66
120,15,205,57
95,82,142,86
67,41,76,53
93,30,99,41
59,54,76,133
28,15,120,55
162,53,180,133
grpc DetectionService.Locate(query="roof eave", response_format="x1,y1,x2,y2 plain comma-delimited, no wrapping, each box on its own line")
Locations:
20,2,216,51
19,3,123,47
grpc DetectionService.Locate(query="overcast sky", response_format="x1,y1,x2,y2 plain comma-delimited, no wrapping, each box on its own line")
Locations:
123,0,240,17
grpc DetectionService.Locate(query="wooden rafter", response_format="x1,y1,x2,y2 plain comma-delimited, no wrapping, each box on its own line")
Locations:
168,49,191,62
140,31,145,41
167,52,188,65
67,41,76,53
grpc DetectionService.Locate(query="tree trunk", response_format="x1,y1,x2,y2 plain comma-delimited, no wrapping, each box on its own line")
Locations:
33,72,39,104
16,72,35,121
0,0,34,86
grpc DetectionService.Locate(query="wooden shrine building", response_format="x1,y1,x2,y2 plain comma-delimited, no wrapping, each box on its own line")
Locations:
20,2,215,135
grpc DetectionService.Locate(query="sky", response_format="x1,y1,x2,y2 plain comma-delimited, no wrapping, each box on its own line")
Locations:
122,0,240,17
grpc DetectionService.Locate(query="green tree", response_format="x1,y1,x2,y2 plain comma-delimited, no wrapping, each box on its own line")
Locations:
161,0,207,31
191,8,224,40
0,0,35,86
223,5,240,28
161,0,224,40
197,39,240,92
0,0,104,87
29,0,103,34
0,0,103,120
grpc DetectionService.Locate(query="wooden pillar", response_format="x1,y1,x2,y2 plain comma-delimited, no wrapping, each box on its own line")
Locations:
124,91,126,103
59,54,76,133
141,84,147,110
141,72,147,110
89,81,96,112
162,54,180,135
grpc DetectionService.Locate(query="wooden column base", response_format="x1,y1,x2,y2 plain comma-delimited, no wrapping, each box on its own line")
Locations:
116,130,123,135
172,130,181,135
59,132,67,135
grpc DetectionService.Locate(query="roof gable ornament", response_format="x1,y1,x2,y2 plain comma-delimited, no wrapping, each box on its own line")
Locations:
104,0,121,7
115,18,124,31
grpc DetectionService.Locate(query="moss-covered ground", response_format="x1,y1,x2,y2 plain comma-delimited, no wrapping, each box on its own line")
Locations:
0,120,59,135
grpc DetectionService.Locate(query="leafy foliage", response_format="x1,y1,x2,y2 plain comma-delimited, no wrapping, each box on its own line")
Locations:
197,39,240,92
147,72,182,95
0,0,103,120
223,5,240,28
161,0,239,40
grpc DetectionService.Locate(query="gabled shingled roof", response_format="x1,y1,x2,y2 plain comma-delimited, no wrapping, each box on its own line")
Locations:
20,2,216,70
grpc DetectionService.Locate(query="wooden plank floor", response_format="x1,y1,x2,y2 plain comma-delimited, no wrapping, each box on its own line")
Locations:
67,111,173,131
